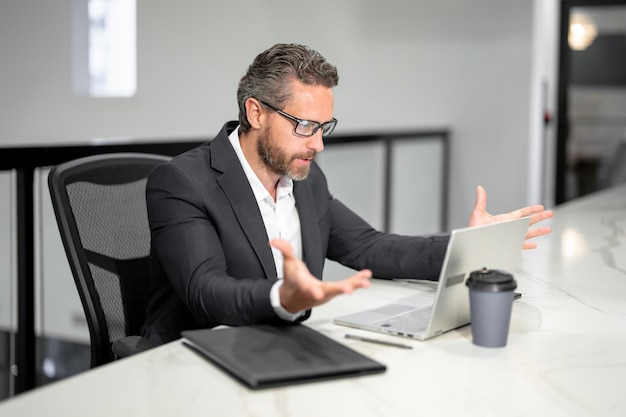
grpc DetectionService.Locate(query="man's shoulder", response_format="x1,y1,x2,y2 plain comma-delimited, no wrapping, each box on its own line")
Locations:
167,121,238,170
292,161,331,203
304,161,329,187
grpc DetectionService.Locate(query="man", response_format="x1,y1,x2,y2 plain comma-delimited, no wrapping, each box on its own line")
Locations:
141,43,553,344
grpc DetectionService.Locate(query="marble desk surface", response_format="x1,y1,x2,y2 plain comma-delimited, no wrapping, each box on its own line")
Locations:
1,185,625,417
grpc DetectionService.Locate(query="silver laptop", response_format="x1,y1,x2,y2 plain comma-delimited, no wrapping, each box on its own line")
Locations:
333,216,530,341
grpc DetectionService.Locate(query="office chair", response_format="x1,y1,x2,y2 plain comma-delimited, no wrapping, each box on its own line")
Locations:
48,153,170,367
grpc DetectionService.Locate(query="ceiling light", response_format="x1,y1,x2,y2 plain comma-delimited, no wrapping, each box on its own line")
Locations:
568,13,598,51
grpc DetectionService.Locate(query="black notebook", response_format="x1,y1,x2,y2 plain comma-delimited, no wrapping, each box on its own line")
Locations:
181,324,386,390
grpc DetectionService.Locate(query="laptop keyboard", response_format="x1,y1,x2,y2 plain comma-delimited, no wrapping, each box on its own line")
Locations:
378,307,431,333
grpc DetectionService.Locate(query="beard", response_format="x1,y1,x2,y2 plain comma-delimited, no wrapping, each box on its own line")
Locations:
257,126,317,181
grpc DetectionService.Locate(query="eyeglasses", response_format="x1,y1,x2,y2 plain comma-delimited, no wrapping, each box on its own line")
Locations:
258,100,337,137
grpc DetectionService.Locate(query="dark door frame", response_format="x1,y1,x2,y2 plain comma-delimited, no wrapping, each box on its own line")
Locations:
556,0,626,204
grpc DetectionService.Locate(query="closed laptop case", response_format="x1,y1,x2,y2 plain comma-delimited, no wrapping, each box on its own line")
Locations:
181,324,386,390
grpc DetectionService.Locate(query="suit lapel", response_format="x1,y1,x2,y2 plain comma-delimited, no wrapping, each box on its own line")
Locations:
294,181,324,279
211,126,277,280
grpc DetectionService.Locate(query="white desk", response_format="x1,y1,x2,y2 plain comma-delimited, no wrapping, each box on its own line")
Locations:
1,185,625,417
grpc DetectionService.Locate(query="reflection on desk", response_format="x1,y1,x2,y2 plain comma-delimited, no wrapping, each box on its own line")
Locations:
0,185,625,417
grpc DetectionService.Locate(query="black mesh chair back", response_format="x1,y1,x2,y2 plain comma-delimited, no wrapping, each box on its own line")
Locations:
48,153,169,367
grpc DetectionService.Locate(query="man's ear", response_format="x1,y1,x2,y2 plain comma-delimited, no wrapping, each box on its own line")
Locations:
245,98,264,130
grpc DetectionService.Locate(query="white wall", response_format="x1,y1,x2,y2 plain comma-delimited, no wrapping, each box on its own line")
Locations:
0,0,553,227
529,0,561,208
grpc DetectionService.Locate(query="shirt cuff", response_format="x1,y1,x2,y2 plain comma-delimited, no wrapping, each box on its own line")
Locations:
270,279,305,322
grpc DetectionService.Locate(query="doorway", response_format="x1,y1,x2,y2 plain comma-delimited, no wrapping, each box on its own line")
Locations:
556,0,626,204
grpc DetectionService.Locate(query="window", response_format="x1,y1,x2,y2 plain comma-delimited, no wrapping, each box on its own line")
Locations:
72,0,136,97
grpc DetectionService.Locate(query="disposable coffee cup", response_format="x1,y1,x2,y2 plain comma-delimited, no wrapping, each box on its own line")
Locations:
466,268,517,348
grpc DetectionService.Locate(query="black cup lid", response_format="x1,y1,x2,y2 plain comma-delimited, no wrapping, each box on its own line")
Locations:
465,267,517,292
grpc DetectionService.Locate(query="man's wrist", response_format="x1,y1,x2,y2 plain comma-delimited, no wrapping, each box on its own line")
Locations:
270,279,304,321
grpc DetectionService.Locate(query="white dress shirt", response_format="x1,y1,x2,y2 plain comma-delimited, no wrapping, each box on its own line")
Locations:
228,127,304,321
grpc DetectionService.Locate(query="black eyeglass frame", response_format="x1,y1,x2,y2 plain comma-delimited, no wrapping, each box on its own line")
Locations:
258,99,338,137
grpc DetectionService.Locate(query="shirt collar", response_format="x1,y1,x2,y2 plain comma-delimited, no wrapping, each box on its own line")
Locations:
228,126,294,204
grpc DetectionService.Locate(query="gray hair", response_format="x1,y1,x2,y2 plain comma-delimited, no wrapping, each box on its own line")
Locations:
237,43,339,133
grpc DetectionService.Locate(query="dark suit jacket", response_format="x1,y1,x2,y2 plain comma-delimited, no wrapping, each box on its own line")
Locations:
141,121,450,343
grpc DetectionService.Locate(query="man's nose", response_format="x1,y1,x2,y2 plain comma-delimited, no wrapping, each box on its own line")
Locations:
307,130,324,153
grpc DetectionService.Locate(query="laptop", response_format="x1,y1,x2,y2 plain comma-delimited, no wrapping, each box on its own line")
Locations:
333,216,530,341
